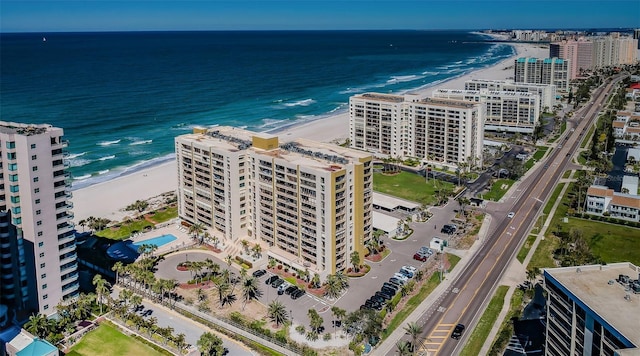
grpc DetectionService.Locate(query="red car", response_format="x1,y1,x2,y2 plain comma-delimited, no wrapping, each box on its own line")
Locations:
413,253,427,262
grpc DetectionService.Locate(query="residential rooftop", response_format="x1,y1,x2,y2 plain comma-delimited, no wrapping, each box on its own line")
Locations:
0,121,54,136
544,263,640,349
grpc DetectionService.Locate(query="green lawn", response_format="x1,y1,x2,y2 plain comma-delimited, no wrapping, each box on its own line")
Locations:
488,288,524,355
543,183,565,216
373,172,455,205
95,219,154,240
577,151,589,165
516,235,537,264
580,125,595,149
564,218,640,265
149,206,178,223
68,322,171,356
562,170,571,179
483,179,515,202
460,285,509,356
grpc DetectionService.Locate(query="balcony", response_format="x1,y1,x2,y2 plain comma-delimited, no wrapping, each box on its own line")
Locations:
57,223,74,235
59,252,77,265
58,244,76,255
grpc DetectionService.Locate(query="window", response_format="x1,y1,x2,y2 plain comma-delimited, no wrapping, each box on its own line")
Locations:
42,284,47,289
32,166,38,172
37,231,43,237
30,144,36,149
43,305,49,310
41,273,46,279
40,263,45,268
9,174,18,182
8,163,17,171
36,210,41,215
39,252,45,258
9,185,19,193
36,221,42,226
43,294,48,300
33,177,39,183
31,155,37,160
35,199,40,204
34,188,39,193
38,242,44,247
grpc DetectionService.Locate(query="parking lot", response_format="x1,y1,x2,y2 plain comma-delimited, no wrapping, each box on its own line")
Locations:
253,197,462,333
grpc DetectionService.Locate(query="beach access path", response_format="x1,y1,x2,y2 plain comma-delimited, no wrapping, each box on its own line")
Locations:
71,42,548,224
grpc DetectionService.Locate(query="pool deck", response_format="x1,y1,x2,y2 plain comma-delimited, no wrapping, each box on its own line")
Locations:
129,222,194,256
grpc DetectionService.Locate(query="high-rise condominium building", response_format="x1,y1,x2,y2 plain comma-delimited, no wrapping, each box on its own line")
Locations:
349,93,484,170
514,58,570,92
432,89,540,133
0,122,78,318
550,35,638,76
543,263,639,356
176,127,372,278
464,79,556,111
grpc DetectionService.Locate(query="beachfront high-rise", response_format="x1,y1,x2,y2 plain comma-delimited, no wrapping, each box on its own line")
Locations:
464,79,556,112
176,127,372,278
543,263,640,355
0,122,78,319
550,35,638,77
514,58,570,92
349,93,484,170
432,89,540,133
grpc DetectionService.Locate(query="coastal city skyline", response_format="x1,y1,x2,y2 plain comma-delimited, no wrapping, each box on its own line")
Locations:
1,0,638,33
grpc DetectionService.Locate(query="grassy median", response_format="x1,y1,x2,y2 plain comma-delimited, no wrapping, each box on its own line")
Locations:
460,285,509,356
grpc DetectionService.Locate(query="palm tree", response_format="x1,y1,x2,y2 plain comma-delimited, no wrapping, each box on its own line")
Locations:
240,239,250,254
251,244,262,259
197,332,225,355
404,322,422,353
526,266,541,290
331,306,347,331
396,340,413,356
188,222,205,243
241,277,263,310
307,308,323,333
92,273,111,314
213,276,230,308
334,270,349,290
224,255,233,267
311,273,321,289
24,314,51,338
350,251,361,272
267,300,288,327
112,261,125,285
78,219,87,232
324,275,342,299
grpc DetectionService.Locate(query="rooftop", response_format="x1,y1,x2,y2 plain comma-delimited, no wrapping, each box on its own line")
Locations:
587,185,614,198
177,126,371,170
355,93,406,103
0,121,54,136
417,97,479,109
544,263,640,348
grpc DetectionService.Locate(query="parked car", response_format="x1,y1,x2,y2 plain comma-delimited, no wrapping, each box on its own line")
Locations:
291,289,306,300
375,291,392,301
271,278,284,288
285,286,298,295
418,246,433,255
390,277,406,285
451,324,465,340
383,282,398,292
402,265,417,273
252,269,267,278
413,252,428,262
381,287,396,296
277,282,291,295
265,275,278,285
398,269,414,279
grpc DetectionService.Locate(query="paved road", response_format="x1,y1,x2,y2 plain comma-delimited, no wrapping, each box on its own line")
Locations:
111,287,253,355
389,75,623,356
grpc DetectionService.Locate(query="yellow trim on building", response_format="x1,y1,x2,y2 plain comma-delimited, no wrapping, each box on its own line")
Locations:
252,135,279,151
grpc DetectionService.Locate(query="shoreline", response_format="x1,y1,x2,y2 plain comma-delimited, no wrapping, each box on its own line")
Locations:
71,41,548,223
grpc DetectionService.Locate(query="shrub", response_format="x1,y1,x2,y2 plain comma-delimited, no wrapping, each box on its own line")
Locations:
235,255,253,269
296,325,306,334
323,333,332,341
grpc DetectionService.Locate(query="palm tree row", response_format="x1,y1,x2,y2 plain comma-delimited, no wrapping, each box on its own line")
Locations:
323,271,349,299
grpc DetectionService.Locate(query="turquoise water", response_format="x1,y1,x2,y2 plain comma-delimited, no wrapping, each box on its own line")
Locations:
133,234,178,248
1,31,514,189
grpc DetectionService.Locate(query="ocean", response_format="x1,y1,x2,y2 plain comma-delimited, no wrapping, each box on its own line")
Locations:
0,30,514,189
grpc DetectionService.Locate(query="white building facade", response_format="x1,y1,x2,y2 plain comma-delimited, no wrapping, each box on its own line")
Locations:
0,122,78,318
432,89,540,133
464,79,556,111
349,94,484,170
514,57,570,92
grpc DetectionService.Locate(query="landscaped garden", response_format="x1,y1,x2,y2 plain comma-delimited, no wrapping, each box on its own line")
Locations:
92,205,178,240
482,179,515,201
373,171,456,205
67,321,170,356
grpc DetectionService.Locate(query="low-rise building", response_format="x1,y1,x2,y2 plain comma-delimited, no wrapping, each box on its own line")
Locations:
543,263,640,356
585,185,640,222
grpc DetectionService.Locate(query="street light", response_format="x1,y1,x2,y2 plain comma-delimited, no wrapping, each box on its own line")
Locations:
290,309,293,325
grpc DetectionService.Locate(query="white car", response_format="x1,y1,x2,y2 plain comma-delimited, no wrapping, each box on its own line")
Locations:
507,212,515,218
402,265,417,273
393,273,409,282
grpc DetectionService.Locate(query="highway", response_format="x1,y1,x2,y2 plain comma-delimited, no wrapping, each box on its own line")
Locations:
388,75,624,356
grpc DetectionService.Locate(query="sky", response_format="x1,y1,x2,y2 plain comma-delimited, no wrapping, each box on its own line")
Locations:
1,0,638,33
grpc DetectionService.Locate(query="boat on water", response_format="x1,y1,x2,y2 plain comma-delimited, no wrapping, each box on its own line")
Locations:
42,37,46,42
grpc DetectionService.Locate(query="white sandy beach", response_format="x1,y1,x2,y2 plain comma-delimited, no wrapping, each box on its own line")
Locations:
71,42,548,223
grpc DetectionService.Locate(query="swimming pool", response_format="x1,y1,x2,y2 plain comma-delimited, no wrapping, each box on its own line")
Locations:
133,234,178,248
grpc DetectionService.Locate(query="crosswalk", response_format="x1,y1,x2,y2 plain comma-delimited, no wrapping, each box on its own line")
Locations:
419,323,455,355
